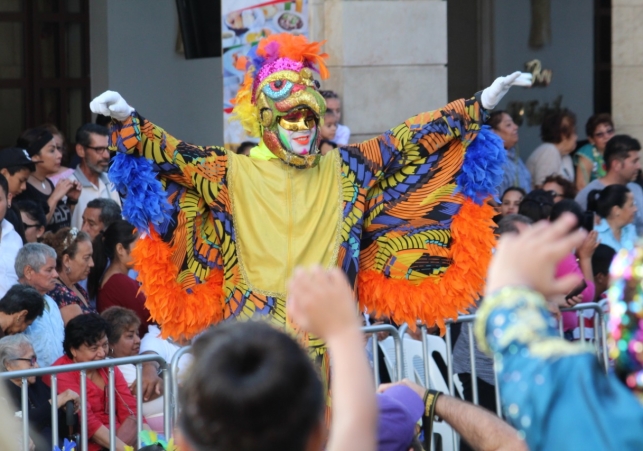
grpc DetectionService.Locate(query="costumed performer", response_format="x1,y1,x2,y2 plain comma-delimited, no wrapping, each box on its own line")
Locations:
475,213,643,450
90,33,530,382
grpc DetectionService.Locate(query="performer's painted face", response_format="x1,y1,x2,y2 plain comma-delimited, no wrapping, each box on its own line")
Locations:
254,65,327,168
276,109,318,156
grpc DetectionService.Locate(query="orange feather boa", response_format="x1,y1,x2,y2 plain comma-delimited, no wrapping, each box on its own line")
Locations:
357,199,496,333
131,229,224,340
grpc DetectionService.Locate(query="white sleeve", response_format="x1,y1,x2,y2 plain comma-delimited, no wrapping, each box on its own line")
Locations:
334,124,351,146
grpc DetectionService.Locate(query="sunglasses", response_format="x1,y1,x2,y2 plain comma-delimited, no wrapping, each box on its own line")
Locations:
23,223,42,230
594,128,615,139
12,356,37,366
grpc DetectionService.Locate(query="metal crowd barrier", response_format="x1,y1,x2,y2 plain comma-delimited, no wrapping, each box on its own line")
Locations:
0,354,171,451
1,303,609,451
362,324,404,385
170,345,192,428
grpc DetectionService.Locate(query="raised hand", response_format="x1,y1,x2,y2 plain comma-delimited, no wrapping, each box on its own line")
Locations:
481,71,533,110
89,91,134,121
286,266,360,340
485,213,587,298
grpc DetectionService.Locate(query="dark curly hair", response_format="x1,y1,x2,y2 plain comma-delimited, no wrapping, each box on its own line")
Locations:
585,113,613,138
63,313,110,359
541,109,576,144
542,174,577,199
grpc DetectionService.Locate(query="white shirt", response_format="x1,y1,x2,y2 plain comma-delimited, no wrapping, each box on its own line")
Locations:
68,167,121,229
0,219,21,298
334,123,351,146
526,142,574,186
140,325,192,382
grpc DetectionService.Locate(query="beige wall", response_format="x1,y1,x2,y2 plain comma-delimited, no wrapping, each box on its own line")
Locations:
613,0,643,141
311,0,447,143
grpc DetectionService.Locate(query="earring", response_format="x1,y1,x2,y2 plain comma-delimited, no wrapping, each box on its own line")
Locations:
65,266,71,274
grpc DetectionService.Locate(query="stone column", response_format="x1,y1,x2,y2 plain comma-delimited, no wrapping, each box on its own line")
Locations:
311,0,448,143
613,0,643,139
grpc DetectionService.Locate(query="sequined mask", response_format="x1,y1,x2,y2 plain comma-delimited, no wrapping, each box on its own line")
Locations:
254,65,326,168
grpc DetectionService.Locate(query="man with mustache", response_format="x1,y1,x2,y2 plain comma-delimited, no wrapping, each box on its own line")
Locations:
67,123,122,230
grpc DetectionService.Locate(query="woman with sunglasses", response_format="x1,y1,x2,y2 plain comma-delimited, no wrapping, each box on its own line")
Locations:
575,114,615,191
0,334,79,451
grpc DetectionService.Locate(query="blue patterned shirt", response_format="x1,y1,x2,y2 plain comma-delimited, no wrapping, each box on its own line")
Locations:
24,294,64,368
497,148,532,197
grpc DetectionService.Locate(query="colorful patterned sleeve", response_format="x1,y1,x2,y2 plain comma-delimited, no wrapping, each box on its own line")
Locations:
109,112,228,205
353,94,505,330
474,286,643,450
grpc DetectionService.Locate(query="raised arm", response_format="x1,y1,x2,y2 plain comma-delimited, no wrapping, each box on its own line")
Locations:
350,72,532,184
287,267,377,451
475,214,643,450
90,91,227,204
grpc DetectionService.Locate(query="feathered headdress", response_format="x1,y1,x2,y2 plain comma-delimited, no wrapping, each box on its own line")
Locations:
231,33,329,137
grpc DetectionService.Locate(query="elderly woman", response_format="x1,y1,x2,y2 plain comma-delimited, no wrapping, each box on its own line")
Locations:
0,334,79,451
489,111,532,195
45,314,146,451
42,227,95,325
101,307,164,432
527,109,578,187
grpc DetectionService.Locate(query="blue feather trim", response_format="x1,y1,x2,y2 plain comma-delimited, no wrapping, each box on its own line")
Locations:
456,125,506,205
109,152,172,233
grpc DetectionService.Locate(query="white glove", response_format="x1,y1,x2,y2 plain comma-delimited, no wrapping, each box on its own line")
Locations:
480,72,533,110
89,90,134,121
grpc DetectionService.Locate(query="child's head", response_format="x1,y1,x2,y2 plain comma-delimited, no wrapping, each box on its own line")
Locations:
321,112,338,142
592,244,617,300
0,147,36,196
320,90,342,122
0,173,9,224
178,320,325,451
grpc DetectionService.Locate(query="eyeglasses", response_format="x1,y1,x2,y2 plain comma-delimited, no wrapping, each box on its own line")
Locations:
12,356,37,366
84,145,110,154
23,223,41,230
594,128,615,139
546,190,563,199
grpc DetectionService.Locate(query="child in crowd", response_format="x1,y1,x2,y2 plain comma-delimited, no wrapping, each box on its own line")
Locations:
320,90,351,145
320,110,339,156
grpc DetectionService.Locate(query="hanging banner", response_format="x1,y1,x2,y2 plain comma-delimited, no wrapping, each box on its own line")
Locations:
222,0,309,149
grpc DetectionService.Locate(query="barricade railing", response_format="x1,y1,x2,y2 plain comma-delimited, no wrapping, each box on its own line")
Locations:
361,324,404,385
170,345,192,428
559,301,609,372
0,354,170,451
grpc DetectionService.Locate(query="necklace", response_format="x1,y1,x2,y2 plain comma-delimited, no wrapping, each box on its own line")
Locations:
30,174,47,190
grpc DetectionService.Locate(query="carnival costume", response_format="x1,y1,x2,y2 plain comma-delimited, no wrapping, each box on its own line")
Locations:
474,243,643,450
91,34,529,370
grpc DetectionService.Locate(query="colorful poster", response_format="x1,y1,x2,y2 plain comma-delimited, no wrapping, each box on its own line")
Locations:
222,0,309,149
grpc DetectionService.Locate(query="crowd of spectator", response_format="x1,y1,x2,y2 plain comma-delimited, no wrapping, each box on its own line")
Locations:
0,101,639,450
0,120,186,450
